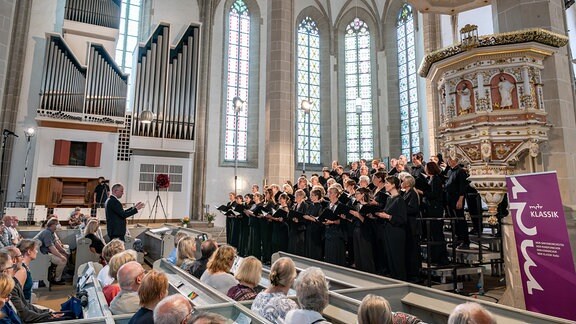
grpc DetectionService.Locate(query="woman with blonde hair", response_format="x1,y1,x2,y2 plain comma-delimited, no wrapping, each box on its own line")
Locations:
128,270,168,324
226,256,262,301
357,294,393,324
97,239,125,287
15,239,38,303
84,218,104,255
200,245,238,294
251,257,298,323
176,236,196,272
0,273,21,323
167,231,188,265
103,250,137,305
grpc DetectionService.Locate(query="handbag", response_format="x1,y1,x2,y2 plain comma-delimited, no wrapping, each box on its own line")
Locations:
60,296,83,319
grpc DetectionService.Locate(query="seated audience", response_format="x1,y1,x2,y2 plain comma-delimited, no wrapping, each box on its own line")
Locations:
103,250,136,305
200,245,238,294
357,294,422,324
97,239,125,287
153,294,195,324
251,257,298,323
448,302,496,324
0,273,21,324
176,236,196,272
68,208,83,228
14,239,37,303
167,232,188,265
84,218,105,255
0,221,8,248
189,239,218,279
6,216,21,246
129,270,168,324
33,218,68,285
191,312,227,324
284,267,330,324
0,217,13,247
227,256,262,301
110,261,144,315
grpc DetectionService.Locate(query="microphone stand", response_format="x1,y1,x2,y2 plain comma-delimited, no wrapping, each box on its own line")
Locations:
0,130,17,216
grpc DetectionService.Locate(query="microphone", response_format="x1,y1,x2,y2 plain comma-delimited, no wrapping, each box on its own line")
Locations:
3,129,18,137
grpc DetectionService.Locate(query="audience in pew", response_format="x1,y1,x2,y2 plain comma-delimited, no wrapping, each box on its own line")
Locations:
110,261,145,315
103,250,137,305
227,256,261,301
167,232,189,265
6,216,21,246
200,245,238,294
84,218,105,256
284,267,330,324
448,302,496,324
357,294,422,324
251,257,298,323
14,239,37,303
177,236,197,272
33,218,68,285
68,208,83,229
129,270,168,324
0,273,21,324
153,294,195,324
97,239,125,287
190,312,227,324
189,239,218,279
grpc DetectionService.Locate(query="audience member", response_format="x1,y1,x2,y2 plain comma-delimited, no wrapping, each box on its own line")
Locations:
153,294,195,324
0,273,21,323
251,257,298,323
68,208,83,228
129,270,168,324
189,239,218,279
110,261,145,315
0,217,12,247
176,236,196,272
227,256,261,301
168,232,189,265
15,239,37,303
84,218,105,255
448,302,496,324
357,294,393,324
103,250,136,305
191,312,227,324
284,267,330,324
200,245,238,294
33,218,67,285
98,239,125,287
7,216,21,245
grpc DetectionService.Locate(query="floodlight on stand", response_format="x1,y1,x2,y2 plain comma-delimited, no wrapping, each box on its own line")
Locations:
24,127,35,139
233,97,245,112
140,110,155,124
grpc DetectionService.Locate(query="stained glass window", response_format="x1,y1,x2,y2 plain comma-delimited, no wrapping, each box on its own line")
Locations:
397,4,420,157
297,17,321,166
224,0,250,162
115,0,141,111
345,18,373,164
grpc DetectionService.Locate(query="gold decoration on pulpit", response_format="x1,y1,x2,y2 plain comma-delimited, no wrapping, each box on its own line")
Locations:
492,142,522,160
460,24,479,50
460,144,481,161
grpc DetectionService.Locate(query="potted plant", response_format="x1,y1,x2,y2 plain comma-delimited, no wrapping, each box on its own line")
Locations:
205,212,216,228
181,216,190,228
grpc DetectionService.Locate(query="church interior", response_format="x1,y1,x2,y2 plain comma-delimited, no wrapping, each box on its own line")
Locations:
0,0,575,323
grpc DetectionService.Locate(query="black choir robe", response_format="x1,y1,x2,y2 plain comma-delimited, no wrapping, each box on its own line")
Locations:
260,202,275,263
403,189,421,282
304,201,324,260
382,194,408,281
321,202,346,266
247,203,262,259
271,206,289,255
288,201,308,256
352,204,377,273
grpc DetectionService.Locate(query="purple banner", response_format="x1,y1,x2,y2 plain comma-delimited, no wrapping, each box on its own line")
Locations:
506,172,576,320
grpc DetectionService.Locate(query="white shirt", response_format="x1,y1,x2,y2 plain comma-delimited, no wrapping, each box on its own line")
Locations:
97,264,114,287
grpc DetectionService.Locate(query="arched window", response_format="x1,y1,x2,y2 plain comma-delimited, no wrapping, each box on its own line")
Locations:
296,17,321,166
345,18,373,164
224,0,250,162
397,4,419,157
115,0,141,110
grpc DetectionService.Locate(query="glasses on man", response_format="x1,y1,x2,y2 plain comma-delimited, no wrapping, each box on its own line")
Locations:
181,300,197,324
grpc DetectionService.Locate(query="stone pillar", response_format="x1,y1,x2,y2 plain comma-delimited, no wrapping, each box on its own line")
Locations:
264,0,294,185
422,13,442,155
191,0,216,219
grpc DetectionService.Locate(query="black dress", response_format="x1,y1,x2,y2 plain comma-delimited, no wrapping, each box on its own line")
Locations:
352,204,376,273
260,202,275,263
382,195,408,281
85,233,104,254
271,206,289,255
304,201,324,260
230,203,245,249
322,202,346,266
225,201,236,245
372,188,389,275
403,189,421,282
247,203,262,259
238,202,252,256
423,175,449,264
288,201,308,256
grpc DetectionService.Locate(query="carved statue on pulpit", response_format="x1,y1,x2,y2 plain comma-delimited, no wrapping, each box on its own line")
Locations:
498,76,515,108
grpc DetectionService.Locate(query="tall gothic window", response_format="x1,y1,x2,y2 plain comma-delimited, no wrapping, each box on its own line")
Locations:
345,18,373,164
115,0,141,110
224,0,250,162
397,4,420,157
296,17,321,166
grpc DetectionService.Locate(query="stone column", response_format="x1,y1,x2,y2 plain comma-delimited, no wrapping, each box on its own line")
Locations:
264,0,294,185
421,13,442,155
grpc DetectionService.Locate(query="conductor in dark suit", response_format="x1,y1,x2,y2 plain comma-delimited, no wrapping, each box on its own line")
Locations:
105,183,144,241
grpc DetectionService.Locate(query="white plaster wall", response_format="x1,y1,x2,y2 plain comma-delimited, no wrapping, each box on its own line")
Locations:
7,0,64,203
149,0,200,44
62,20,119,65
566,6,576,74
125,155,192,220
28,126,119,204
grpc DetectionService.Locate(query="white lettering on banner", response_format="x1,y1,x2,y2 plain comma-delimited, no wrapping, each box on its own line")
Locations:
530,211,559,218
509,176,542,296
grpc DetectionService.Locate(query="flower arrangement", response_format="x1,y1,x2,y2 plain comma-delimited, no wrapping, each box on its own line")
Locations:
205,212,216,224
155,174,170,190
182,216,190,225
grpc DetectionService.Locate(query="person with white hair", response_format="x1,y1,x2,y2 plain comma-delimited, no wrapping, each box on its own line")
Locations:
110,261,144,314
284,267,330,323
448,302,497,324
154,294,195,324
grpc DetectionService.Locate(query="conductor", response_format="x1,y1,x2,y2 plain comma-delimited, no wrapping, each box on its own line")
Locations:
105,183,145,241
